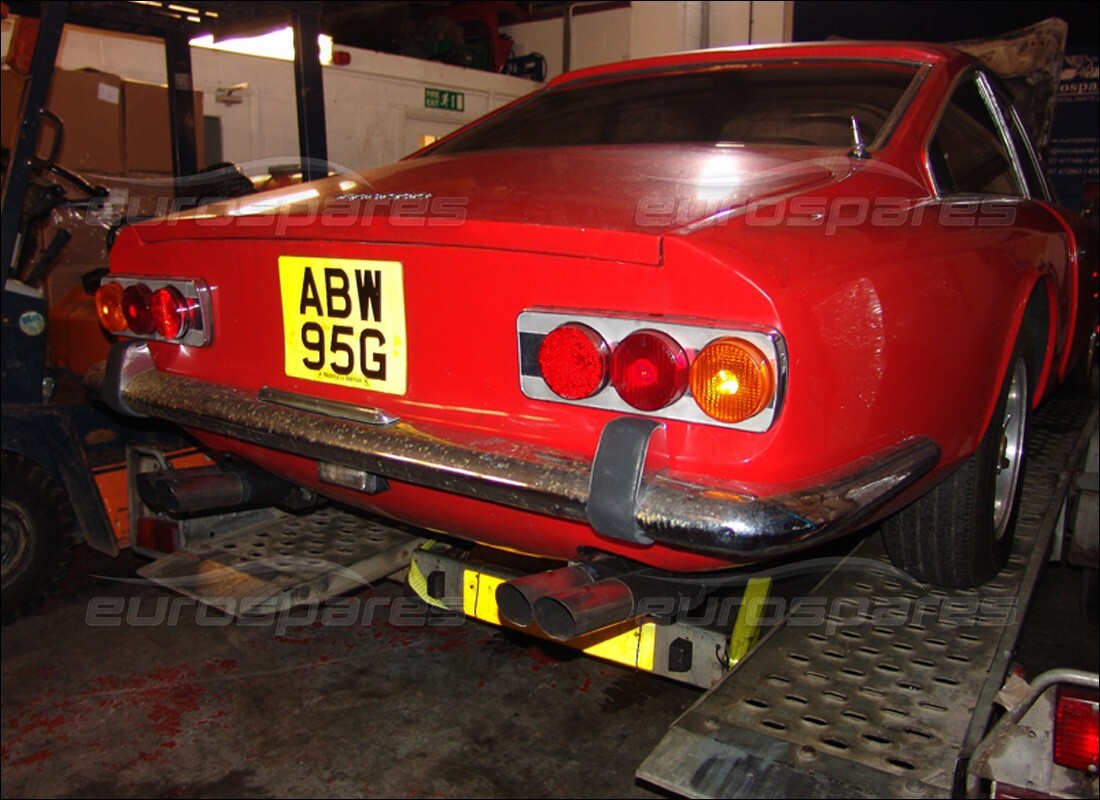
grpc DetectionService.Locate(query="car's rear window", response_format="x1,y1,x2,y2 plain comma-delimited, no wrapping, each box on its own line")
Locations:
430,61,921,154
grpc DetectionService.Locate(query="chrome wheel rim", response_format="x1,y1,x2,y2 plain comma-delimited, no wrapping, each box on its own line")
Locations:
993,359,1027,539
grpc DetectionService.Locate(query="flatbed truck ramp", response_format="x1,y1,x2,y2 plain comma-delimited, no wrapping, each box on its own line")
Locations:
129,384,1096,798
638,387,1098,799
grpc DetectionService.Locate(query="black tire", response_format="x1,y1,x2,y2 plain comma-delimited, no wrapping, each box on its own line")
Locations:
882,340,1033,588
1,453,75,624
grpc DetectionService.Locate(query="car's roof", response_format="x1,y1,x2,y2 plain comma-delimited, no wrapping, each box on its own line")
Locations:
548,40,971,90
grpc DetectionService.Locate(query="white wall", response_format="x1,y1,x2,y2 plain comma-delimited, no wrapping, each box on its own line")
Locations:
573,7,633,71
503,0,794,81
744,1,795,45
503,7,634,80
1,19,540,172
504,17,565,80
2,3,796,168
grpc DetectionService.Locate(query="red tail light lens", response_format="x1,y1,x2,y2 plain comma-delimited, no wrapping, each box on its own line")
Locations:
135,516,179,555
151,286,193,340
96,277,211,346
94,282,128,333
538,323,609,400
611,329,688,411
121,284,154,335
1054,686,1099,772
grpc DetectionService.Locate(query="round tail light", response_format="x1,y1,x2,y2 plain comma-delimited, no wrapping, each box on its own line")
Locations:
94,282,128,333
611,329,688,411
690,337,774,423
538,323,609,400
121,284,155,335
151,286,192,339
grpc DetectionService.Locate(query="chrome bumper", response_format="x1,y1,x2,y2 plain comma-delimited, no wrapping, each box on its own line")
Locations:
87,342,940,560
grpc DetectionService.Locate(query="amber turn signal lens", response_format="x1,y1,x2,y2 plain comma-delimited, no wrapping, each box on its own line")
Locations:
690,337,774,423
94,283,128,333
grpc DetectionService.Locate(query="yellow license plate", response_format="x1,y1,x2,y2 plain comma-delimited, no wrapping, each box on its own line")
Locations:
279,256,407,394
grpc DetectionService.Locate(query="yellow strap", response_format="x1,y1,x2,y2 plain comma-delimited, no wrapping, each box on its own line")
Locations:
406,541,449,609
728,576,772,668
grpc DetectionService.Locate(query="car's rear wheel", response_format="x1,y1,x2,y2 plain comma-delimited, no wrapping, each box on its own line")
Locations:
882,343,1031,588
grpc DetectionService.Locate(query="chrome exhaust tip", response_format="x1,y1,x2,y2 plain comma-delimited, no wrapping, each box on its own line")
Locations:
533,577,637,641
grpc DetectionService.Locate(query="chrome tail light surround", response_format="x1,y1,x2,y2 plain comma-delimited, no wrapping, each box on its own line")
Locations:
517,310,787,432
98,275,213,347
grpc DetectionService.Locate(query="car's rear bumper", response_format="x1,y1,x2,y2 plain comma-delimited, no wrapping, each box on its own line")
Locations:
87,342,940,561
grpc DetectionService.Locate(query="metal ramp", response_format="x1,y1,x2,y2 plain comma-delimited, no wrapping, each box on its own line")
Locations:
638,388,1098,799
138,506,426,616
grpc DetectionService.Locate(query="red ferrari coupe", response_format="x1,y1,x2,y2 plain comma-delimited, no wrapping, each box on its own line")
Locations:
90,41,1097,598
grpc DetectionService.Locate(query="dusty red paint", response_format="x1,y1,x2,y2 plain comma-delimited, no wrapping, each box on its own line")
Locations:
107,40,1097,575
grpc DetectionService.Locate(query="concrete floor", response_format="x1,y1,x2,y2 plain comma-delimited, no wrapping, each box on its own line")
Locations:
2,542,702,798
2,525,1097,799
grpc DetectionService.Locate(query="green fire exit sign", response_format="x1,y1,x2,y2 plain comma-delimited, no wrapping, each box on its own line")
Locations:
425,88,465,111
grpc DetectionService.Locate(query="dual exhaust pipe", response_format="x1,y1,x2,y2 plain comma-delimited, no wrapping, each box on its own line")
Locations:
495,559,644,641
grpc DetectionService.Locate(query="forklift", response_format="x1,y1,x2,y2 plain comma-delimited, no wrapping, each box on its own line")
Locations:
0,0,328,622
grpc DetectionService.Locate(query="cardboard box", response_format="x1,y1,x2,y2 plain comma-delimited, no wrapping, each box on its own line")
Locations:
3,69,205,175
123,79,204,174
0,67,125,173
47,68,126,173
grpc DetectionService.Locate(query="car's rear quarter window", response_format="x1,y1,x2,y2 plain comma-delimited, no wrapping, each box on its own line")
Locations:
929,76,1019,196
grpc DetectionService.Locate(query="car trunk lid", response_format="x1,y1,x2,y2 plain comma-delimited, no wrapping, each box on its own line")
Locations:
131,145,845,266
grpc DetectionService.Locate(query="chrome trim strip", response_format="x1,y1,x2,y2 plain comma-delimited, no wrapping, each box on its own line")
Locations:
975,72,1029,199
1006,103,1053,202
88,349,940,560
258,387,400,427
552,57,928,93
870,63,932,151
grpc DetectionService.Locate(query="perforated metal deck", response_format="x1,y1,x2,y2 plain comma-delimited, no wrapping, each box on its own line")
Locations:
138,506,426,615
639,389,1098,799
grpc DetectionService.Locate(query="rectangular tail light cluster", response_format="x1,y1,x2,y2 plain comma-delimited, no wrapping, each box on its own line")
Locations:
95,276,213,347
517,309,786,432
1054,685,1100,773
